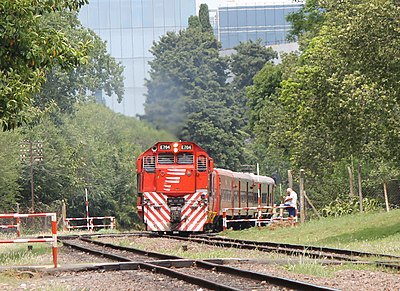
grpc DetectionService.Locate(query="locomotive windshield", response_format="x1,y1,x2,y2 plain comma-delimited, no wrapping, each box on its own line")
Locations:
158,153,174,164
177,153,194,164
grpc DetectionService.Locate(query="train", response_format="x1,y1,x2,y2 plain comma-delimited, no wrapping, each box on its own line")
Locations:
136,141,276,233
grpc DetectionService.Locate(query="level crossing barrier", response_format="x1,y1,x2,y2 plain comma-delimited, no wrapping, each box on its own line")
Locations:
65,216,116,231
222,205,297,231
0,215,21,237
0,213,58,268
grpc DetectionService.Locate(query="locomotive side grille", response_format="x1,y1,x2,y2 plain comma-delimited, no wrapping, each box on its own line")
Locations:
143,156,156,172
197,155,207,172
177,153,194,164
158,154,174,164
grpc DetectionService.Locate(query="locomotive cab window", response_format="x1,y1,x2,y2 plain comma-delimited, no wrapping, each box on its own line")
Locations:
143,156,156,172
197,155,207,172
177,153,194,164
158,154,174,164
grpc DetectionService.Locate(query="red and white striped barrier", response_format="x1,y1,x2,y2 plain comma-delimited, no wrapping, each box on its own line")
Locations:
0,215,21,237
222,205,297,231
0,213,58,268
65,216,116,231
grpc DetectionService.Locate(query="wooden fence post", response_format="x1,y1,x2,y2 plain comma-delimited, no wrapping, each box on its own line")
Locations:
304,191,321,218
348,166,354,197
383,182,390,212
288,170,293,189
62,200,67,231
300,169,305,223
358,164,363,212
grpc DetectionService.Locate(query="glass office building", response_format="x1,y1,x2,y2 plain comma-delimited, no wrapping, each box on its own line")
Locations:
215,1,303,49
79,0,196,116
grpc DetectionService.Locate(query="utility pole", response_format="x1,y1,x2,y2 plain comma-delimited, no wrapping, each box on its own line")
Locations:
20,140,44,213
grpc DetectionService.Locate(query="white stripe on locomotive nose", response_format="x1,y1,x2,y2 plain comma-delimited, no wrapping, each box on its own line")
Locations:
145,207,169,231
167,169,186,172
167,171,186,175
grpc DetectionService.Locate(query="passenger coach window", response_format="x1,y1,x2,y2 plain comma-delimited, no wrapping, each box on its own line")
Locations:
197,155,207,172
158,154,174,164
143,156,156,172
177,153,194,164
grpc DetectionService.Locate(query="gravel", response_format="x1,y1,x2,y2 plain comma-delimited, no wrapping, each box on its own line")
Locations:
0,235,399,290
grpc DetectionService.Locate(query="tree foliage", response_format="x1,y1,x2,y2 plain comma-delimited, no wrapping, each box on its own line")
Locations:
143,6,245,169
15,103,174,227
34,11,124,115
286,0,325,44
0,0,91,130
247,0,400,206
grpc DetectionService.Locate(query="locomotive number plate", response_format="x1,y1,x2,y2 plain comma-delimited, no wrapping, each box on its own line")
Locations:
159,144,171,150
181,144,192,150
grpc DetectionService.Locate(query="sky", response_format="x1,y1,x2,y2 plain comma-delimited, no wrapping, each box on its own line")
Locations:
196,0,304,11
196,0,218,11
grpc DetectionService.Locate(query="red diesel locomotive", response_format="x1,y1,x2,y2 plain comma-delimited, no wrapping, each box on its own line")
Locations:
136,141,275,233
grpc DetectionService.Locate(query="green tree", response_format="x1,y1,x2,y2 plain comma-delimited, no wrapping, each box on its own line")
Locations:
18,102,174,227
0,0,91,130
199,4,213,33
280,0,400,170
286,0,325,49
143,13,244,169
229,40,278,90
34,11,124,115
0,131,22,212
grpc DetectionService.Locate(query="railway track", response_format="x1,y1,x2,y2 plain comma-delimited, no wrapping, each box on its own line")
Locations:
159,233,400,270
59,236,338,290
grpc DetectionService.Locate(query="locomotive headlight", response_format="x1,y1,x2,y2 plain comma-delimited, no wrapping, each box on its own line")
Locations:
173,142,179,153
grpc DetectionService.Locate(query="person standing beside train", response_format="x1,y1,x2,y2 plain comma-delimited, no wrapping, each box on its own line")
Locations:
284,188,298,218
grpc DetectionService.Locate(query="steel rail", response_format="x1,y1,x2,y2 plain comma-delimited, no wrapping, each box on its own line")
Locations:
190,234,400,260
161,234,357,261
59,237,338,290
163,234,400,270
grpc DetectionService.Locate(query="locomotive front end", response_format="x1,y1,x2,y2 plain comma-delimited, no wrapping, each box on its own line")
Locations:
136,142,213,233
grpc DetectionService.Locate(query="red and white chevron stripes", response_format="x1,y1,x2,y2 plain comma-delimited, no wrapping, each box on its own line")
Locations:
143,190,208,232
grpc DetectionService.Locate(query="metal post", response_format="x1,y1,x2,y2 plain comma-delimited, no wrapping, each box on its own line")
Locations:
222,210,227,231
29,141,34,212
51,214,58,268
257,163,261,226
20,140,43,213
85,188,90,231
16,203,20,237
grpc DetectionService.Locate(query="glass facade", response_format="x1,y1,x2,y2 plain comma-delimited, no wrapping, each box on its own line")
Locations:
216,2,303,49
79,0,196,116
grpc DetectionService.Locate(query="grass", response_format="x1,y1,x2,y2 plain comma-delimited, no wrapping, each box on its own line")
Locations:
220,209,400,277
223,209,400,256
0,243,50,266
